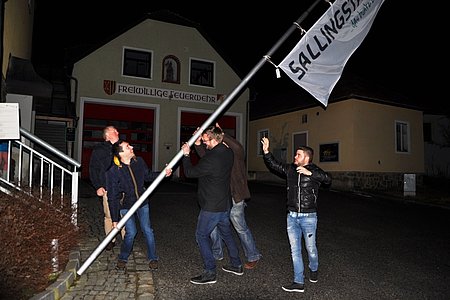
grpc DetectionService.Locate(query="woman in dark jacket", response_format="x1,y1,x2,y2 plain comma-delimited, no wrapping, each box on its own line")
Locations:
261,137,331,293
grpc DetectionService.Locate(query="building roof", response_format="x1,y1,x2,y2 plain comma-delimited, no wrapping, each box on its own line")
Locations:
5,56,53,99
65,10,245,79
249,73,429,120
60,9,443,118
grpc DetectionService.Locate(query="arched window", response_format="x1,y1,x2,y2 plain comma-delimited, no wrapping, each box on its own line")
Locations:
162,55,180,84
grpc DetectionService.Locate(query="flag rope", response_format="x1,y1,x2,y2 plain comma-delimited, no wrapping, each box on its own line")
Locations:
293,22,307,34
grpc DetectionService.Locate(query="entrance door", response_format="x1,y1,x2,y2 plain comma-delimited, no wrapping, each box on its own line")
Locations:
293,131,308,155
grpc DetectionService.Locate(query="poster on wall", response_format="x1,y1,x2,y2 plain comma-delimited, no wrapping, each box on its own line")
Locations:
0,103,20,139
319,143,339,162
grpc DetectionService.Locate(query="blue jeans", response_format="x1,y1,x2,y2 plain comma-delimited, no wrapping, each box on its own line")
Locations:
211,198,261,262
196,209,242,274
119,204,158,262
287,211,318,284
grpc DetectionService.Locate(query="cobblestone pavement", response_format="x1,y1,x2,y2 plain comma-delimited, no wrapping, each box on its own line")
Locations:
61,241,156,299
60,181,158,300
39,178,449,300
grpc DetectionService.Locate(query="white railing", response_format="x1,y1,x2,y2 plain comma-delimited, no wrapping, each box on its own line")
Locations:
0,128,81,225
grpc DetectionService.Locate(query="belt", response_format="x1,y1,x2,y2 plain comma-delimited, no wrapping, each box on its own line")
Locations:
288,211,316,217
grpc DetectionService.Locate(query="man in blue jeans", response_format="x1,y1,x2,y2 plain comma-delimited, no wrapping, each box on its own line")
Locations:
194,123,261,269
261,137,331,293
106,140,172,271
182,125,243,284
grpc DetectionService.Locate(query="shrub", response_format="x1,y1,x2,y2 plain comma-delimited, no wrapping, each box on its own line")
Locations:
0,189,80,299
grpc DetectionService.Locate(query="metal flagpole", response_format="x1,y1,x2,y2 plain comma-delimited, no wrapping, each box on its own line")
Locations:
77,0,324,276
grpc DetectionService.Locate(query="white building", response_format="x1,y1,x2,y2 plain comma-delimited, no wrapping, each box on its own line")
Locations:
71,11,249,179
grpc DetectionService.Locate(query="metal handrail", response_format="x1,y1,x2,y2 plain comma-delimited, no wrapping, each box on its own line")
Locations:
0,128,80,225
19,127,81,169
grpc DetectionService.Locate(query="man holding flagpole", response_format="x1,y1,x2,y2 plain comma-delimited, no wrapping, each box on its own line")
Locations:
182,126,244,284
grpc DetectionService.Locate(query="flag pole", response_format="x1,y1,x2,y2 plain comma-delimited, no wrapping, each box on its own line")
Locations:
77,0,324,276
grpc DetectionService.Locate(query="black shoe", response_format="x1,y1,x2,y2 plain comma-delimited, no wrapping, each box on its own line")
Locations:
309,269,318,283
115,260,127,270
105,241,115,251
149,260,158,270
190,273,217,284
282,282,305,293
222,265,243,276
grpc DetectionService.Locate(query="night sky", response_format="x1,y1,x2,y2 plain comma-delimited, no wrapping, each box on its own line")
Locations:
31,1,445,113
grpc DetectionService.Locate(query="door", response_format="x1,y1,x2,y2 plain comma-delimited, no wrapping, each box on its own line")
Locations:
81,103,155,179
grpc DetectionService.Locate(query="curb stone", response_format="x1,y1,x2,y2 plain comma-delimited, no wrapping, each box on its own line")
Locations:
29,249,81,300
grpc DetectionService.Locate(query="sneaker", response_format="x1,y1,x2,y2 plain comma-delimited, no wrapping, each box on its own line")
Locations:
149,260,158,270
115,260,127,270
105,241,115,251
244,259,260,270
222,265,244,276
282,282,305,293
190,273,217,285
309,269,318,283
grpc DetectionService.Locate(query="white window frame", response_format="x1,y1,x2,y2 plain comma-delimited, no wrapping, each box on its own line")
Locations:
122,47,153,80
189,58,215,88
395,120,410,153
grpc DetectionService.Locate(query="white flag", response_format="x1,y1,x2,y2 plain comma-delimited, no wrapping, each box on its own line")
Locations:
278,0,385,106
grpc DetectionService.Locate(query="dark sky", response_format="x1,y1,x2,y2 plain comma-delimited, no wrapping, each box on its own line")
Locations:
32,1,445,113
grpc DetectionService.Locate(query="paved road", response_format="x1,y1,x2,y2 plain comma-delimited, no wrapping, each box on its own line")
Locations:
62,179,450,299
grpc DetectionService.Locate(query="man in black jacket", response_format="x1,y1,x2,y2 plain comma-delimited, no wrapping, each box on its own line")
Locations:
89,125,120,250
182,125,243,285
261,137,331,293
194,123,261,269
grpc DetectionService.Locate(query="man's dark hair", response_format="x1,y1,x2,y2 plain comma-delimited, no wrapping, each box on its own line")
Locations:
204,126,224,143
112,140,124,157
297,146,314,162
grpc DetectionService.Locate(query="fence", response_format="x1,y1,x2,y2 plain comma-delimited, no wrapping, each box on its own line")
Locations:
0,128,80,225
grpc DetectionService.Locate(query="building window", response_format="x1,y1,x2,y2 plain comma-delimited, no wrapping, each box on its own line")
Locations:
395,121,410,153
190,58,214,87
301,114,308,124
162,55,180,84
123,48,152,79
257,129,269,156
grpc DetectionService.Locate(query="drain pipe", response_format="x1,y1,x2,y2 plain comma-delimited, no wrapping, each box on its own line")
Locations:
0,0,8,100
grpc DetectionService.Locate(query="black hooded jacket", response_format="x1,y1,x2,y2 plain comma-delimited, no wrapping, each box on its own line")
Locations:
89,141,114,190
